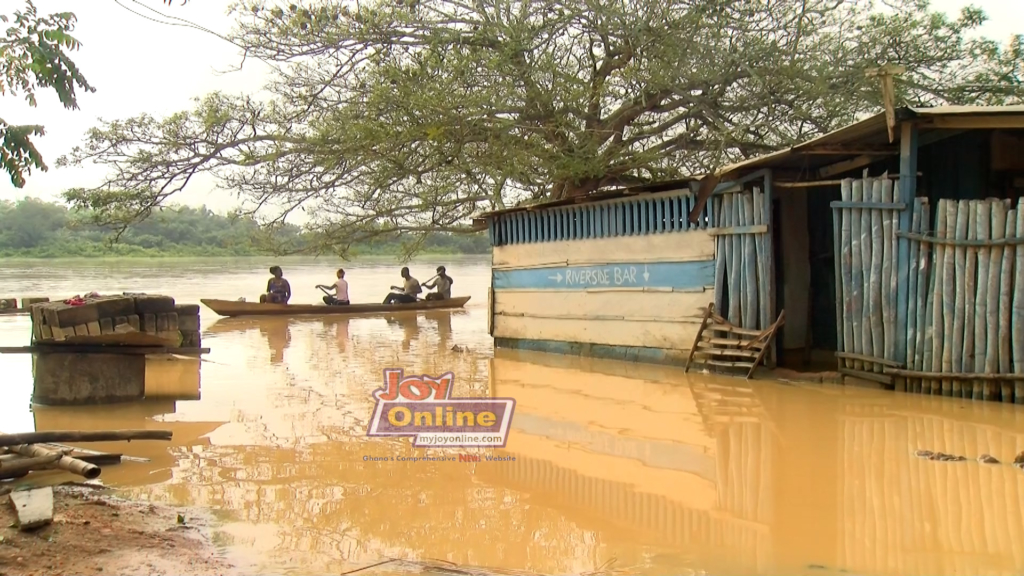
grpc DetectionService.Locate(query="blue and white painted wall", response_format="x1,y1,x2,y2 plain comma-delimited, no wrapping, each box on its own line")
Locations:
485,190,716,359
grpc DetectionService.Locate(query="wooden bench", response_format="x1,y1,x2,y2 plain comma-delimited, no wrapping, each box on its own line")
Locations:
684,303,786,379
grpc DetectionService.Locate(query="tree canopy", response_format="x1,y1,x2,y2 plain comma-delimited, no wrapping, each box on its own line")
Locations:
59,0,1024,253
0,0,93,188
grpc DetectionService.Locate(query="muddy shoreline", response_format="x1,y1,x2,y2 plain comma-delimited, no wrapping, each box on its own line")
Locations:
0,484,235,576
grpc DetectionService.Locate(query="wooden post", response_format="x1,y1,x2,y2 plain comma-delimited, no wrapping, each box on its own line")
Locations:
765,169,777,367
836,180,851,367
963,200,979,398
895,122,918,371
975,201,992,400
999,208,1016,402
851,179,865,371
952,201,969,397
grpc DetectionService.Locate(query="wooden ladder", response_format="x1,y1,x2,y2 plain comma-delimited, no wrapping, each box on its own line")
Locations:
684,303,786,379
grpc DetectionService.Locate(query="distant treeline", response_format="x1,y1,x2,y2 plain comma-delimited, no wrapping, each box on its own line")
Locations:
0,198,490,258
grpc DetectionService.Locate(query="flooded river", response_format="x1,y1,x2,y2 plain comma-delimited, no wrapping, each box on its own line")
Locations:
2,256,1024,575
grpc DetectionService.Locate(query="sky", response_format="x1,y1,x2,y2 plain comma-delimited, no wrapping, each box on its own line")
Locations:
0,0,1020,215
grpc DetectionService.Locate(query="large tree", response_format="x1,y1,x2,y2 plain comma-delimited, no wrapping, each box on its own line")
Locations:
1,0,93,188
59,0,1023,254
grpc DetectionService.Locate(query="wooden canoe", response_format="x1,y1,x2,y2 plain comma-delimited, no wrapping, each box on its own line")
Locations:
200,295,472,318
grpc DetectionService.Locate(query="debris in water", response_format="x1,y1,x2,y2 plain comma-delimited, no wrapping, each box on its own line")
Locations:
914,450,933,458
1014,450,1024,465
978,454,1000,464
924,451,967,461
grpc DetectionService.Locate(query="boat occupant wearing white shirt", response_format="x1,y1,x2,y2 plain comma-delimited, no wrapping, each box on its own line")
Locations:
318,268,350,306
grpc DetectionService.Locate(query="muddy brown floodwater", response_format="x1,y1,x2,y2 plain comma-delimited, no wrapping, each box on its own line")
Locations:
1,257,1024,576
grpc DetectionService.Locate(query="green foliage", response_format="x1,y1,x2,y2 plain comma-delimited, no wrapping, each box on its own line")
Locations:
0,197,489,258
59,0,1023,254
0,1,94,187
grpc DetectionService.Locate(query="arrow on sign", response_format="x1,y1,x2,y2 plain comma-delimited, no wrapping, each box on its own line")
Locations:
643,265,650,282
547,272,564,283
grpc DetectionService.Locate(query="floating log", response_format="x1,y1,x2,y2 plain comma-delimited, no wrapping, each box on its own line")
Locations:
40,442,147,463
0,429,172,448
0,452,62,480
9,487,53,531
9,444,100,480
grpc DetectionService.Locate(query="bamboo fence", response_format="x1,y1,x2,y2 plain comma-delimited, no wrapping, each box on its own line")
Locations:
835,177,1024,403
712,188,774,331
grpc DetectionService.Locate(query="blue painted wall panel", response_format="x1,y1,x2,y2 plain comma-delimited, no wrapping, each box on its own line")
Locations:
492,259,715,291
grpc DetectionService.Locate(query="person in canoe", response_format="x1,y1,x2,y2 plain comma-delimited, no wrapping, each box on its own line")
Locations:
317,268,350,306
260,266,291,304
423,265,453,301
383,267,421,304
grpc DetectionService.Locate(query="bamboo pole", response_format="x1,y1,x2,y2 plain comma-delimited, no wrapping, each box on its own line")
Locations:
0,452,62,480
884,179,897,362
974,200,992,400
868,179,885,371
963,200,979,399
9,444,100,479
851,180,865,371
999,209,1016,403
1014,199,1024,404
907,197,922,392
930,200,948,395
860,178,875,371
742,192,758,329
0,429,172,448
727,195,742,325
986,200,1006,401
754,188,770,331
920,201,934,394
714,197,726,312
941,201,957,396
952,201,969,397
841,179,855,369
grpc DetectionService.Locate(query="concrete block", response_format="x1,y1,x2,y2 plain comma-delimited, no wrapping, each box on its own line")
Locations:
142,314,157,334
156,313,169,332
21,297,49,307
73,325,89,336
127,315,140,331
178,313,199,332
0,297,17,309
86,321,102,336
114,316,128,327
133,295,175,315
32,353,146,405
10,487,53,530
99,318,114,334
173,304,200,316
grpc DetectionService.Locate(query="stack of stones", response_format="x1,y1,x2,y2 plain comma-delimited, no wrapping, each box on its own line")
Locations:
29,294,201,348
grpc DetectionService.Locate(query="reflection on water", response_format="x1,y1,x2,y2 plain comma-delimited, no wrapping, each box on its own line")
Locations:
1,257,1024,575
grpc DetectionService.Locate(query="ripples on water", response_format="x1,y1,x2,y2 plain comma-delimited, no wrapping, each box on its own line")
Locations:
1,256,1024,576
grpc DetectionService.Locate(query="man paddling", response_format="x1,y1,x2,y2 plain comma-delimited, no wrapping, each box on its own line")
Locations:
383,267,421,304
317,268,350,306
423,266,453,301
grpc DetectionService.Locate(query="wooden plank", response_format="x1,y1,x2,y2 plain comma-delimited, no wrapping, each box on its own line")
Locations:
839,368,894,385
492,260,715,291
883,368,1024,381
895,231,1024,247
895,122,918,369
494,290,712,322
706,224,769,236
693,347,761,359
925,116,1024,130
492,315,701,350
819,154,890,179
9,487,53,530
834,351,902,368
492,231,715,268
830,201,907,210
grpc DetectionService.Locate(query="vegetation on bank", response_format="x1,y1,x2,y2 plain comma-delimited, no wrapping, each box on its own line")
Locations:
0,198,490,258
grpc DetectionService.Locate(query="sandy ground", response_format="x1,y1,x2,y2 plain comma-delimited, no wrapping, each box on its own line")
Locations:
0,484,235,576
